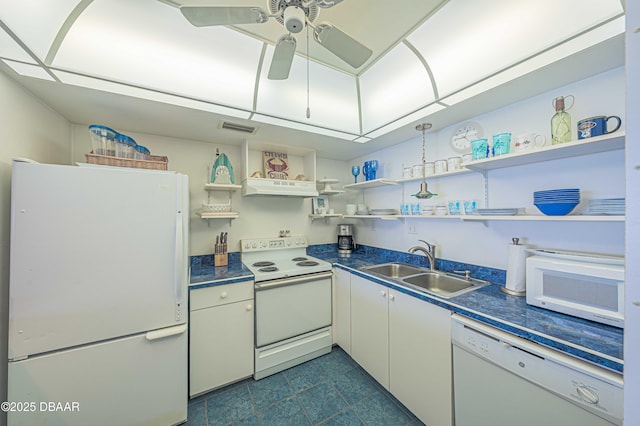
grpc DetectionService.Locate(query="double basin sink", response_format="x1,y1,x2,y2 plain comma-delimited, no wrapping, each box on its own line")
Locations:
359,262,489,299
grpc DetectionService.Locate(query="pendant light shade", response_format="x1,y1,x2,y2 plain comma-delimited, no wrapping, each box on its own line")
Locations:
412,123,437,199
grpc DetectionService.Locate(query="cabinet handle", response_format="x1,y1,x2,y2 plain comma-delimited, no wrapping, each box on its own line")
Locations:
633,301,640,307
246,304,253,311
380,290,387,297
220,291,228,299
390,294,395,301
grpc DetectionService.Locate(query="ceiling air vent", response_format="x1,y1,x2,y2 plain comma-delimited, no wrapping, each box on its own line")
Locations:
219,121,257,134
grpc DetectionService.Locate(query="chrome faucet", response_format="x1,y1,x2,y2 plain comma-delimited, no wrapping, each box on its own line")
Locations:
408,239,436,271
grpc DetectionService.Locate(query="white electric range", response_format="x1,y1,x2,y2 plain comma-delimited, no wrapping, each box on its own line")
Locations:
241,236,333,380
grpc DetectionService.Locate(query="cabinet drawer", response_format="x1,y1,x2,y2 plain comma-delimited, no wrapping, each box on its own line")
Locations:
190,281,253,311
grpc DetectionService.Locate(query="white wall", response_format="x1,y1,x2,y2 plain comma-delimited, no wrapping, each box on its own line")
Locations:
70,128,348,255
347,67,625,269
0,70,72,426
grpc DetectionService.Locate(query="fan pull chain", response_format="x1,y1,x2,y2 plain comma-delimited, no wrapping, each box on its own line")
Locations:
306,21,311,119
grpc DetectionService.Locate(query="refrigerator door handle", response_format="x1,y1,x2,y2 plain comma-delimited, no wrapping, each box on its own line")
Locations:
145,323,187,341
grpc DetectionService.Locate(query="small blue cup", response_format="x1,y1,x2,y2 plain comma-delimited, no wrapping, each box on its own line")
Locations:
471,139,489,160
492,132,511,156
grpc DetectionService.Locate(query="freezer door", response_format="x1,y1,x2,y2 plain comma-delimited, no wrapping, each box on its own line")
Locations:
9,162,189,359
8,325,187,426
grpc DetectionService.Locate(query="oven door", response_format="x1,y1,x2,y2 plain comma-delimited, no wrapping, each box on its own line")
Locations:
255,271,332,347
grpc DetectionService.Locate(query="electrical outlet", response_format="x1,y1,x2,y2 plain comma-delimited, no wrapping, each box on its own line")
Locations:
408,223,417,234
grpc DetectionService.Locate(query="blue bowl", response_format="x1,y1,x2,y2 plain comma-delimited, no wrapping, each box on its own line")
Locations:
534,202,578,216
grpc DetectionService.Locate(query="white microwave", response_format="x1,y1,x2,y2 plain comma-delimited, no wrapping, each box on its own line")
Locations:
525,250,624,328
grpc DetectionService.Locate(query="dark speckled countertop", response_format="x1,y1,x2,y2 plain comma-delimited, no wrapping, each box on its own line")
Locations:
189,245,624,374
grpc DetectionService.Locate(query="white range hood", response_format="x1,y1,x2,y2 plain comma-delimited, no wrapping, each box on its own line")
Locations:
241,178,319,197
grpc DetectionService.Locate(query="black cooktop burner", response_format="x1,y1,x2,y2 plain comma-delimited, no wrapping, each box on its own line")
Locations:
259,266,278,272
253,261,275,267
297,261,319,267
292,257,307,261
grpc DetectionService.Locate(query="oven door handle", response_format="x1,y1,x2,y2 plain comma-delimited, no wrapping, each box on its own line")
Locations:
255,271,333,291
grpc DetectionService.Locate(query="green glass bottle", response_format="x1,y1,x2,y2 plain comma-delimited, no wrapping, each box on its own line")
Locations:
551,96,572,144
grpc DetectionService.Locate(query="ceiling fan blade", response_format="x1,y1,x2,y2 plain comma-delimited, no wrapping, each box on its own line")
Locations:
268,34,297,80
313,24,372,68
313,0,344,8
180,6,268,27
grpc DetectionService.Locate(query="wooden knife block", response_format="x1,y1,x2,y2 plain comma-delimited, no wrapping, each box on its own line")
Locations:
214,253,228,267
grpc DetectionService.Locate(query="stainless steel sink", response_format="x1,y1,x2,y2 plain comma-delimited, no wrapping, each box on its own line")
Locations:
359,263,488,299
359,262,422,278
401,272,488,298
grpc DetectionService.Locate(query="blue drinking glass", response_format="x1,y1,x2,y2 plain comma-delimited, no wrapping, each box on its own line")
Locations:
351,165,360,183
369,160,378,180
363,162,371,181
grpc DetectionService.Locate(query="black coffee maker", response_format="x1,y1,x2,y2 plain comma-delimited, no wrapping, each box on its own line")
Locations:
337,224,356,256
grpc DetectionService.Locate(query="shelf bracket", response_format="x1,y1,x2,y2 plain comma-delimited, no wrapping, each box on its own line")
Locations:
482,169,489,208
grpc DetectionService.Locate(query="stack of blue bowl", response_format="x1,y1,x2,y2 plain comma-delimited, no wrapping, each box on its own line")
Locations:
533,188,580,215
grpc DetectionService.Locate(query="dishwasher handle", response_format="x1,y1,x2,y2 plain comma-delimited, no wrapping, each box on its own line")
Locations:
255,271,333,291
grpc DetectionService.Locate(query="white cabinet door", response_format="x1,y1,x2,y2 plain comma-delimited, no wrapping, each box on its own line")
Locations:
333,268,351,354
389,290,452,426
189,283,254,397
350,274,389,389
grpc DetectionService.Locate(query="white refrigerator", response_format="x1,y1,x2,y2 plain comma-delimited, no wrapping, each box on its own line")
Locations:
8,159,189,426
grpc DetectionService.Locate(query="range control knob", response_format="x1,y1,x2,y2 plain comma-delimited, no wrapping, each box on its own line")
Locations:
251,242,257,248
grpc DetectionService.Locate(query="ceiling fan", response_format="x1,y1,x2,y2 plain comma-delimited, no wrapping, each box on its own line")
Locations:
179,0,373,80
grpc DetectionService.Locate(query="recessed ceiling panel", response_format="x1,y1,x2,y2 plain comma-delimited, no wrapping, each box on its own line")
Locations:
408,0,624,99
52,0,263,111
252,114,357,141
0,0,81,61
0,28,35,63
364,103,444,139
359,43,436,134
1,59,55,81
55,70,252,120
257,44,360,134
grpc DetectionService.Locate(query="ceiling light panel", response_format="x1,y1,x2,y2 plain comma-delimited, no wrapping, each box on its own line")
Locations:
0,0,81,61
364,103,445,139
0,27,35,63
441,18,625,107
257,45,360,134
55,70,252,120
1,59,55,81
407,0,623,99
252,114,358,141
52,0,263,111
359,43,436,134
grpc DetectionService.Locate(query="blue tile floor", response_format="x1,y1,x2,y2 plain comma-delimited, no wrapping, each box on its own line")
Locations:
186,346,424,426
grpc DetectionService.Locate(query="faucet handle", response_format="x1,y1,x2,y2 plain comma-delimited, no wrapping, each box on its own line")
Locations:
453,270,471,281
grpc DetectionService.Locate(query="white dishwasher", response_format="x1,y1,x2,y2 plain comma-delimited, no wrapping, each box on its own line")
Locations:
451,314,623,426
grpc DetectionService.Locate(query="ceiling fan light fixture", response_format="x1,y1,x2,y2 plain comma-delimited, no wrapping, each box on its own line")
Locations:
283,6,306,33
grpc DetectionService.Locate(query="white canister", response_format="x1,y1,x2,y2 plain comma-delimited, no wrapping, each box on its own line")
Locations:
434,160,448,174
447,156,462,170
345,204,357,215
461,153,473,163
412,164,424,178
402,166,413,179
424,162,435,176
